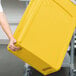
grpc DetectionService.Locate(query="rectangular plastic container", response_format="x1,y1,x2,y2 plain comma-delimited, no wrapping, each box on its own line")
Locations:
7,0,76,75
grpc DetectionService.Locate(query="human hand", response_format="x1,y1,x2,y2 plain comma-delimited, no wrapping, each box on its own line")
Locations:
9,37,21,51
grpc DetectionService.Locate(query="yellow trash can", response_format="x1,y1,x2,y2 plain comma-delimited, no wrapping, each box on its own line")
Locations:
7,0,76,75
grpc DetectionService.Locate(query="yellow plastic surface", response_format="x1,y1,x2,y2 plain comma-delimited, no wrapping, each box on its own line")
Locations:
7,0,76,75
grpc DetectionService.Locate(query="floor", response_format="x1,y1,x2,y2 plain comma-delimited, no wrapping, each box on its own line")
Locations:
23,66,70,76
0,44,24,76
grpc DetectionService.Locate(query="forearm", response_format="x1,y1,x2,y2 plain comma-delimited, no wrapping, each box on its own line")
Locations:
0,12,13,40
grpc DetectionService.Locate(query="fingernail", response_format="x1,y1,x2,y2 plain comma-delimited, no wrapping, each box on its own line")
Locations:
13,50,15,51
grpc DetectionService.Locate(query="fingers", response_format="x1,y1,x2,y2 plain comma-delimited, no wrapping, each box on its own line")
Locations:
9,44,21,51
9,38,21,51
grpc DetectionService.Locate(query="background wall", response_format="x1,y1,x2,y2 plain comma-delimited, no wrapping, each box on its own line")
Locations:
0,0,29,44
0,0,29,76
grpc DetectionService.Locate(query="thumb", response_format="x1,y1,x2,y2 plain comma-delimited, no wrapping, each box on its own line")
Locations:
13,39,17,44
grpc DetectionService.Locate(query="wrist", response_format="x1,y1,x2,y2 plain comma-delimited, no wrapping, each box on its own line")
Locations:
9,35,14,40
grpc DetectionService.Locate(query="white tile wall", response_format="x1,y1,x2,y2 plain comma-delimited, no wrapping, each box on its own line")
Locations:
0,0,29,44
